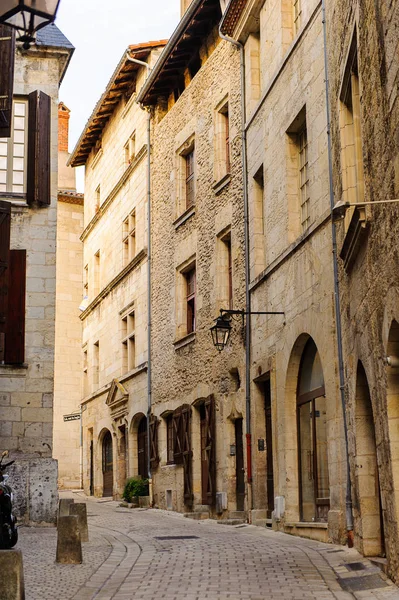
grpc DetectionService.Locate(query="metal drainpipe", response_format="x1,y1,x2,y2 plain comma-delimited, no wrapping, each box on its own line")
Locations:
126,54,153,504
218,26,253,516
320,2,354,541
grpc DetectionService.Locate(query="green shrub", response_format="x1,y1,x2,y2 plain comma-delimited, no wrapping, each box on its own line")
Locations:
123,477,149,502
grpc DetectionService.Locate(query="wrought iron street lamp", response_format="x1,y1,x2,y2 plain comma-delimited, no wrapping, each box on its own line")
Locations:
210,308,285,352
0,1,61,48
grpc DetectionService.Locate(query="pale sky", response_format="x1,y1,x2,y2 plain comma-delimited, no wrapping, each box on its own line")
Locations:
56,0,180,191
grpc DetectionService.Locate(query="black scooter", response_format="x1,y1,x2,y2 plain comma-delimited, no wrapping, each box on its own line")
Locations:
0,450,18,549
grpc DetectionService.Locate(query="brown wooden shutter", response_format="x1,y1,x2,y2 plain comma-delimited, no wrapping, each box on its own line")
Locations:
181,404,193,507
204,396,216,506
149,415,159,469
0,201,11,361
27,90,51,206
5,249,26,364
0,25,15,139
173,405,183,465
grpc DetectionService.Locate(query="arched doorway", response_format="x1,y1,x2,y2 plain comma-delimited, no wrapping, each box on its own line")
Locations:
137,416,148,479
297,338,329,522
354,362,384,556
102,430,113,497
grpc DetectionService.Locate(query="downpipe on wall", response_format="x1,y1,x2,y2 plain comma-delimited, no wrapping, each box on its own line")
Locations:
321,0,354,544
127,54,153,505
218,26,253,518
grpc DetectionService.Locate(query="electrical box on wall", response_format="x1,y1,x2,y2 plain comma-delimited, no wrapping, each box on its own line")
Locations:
216,492,227,514
274,496,285,520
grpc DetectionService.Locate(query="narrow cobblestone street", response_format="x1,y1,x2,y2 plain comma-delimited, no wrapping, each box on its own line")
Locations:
14,492,399,600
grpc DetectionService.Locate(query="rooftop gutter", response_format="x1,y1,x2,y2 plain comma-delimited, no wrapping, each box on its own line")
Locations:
136,0,204,105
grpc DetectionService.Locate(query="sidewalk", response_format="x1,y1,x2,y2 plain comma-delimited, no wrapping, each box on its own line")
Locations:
16,491,399,600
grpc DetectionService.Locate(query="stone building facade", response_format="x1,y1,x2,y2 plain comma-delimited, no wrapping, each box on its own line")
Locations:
69,41,166,499
137,0,247,517
220,0,348,543
53,103,84,490
326,0,399,581
0,24,74,522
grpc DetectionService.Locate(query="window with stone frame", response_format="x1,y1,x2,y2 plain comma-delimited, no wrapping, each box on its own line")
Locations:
286,106,310,238
124,131,136,167
186,268,196,335
217,229,233,311
214,100,231,182
122,210,136,266
82,346,88,397
121,310,135,372
93,341,99,389
339,33,364,232
176,136,195,216
94,250,100,297
0,99,28,194
175,258,197,341
83,264,89,297
293,0,302,34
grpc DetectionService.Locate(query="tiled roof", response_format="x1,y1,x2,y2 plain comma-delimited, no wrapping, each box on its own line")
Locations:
36,23,74,50
69,40,167,167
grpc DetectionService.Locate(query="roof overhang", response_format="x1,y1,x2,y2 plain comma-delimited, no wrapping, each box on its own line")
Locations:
137,0,222,107
69,40,167,167
219,0,263,42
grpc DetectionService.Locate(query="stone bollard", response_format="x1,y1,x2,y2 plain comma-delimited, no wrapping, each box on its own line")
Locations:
0,550,25,599
58,498,74,519
56,515,82,564
69,502,89,543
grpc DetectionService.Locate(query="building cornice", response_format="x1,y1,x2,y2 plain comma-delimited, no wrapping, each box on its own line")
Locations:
79,248,147,321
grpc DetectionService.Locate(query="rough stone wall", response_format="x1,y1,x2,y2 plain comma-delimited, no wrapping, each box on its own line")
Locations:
245,0,347,543
0,46,65,523
326,0,399,581
150,37,246,515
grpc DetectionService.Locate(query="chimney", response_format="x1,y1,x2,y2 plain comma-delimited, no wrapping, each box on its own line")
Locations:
58,102,70,153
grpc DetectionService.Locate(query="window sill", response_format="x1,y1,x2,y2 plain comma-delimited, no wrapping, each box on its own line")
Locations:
173,332,196,350
0,193,28,207
0,363,28,377
173,206,195,230
212,173,231,195
162,463,177,468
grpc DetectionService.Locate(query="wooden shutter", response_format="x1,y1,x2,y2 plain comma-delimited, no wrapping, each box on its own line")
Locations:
0,25,15,139
204,396,216,505
173,406,183,465
181,404,193,507
149,415,159,469
27,90,51,206
5,250,26,364
0,201,11,361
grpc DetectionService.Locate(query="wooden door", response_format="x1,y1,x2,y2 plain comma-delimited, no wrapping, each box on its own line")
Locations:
89,440,94,496
264,381,274,519
235,419,245,511
102,431,113,497
200,397,216,506
138,417,148,479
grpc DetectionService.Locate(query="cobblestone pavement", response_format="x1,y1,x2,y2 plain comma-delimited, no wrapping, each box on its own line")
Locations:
16,491,399,600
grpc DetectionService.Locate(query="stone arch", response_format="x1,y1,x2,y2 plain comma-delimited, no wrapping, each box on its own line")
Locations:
354,361,384,556
284,333,311,522
129,413,147,478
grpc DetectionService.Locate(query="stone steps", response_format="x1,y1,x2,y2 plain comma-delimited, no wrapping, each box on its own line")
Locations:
183,512,209,520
